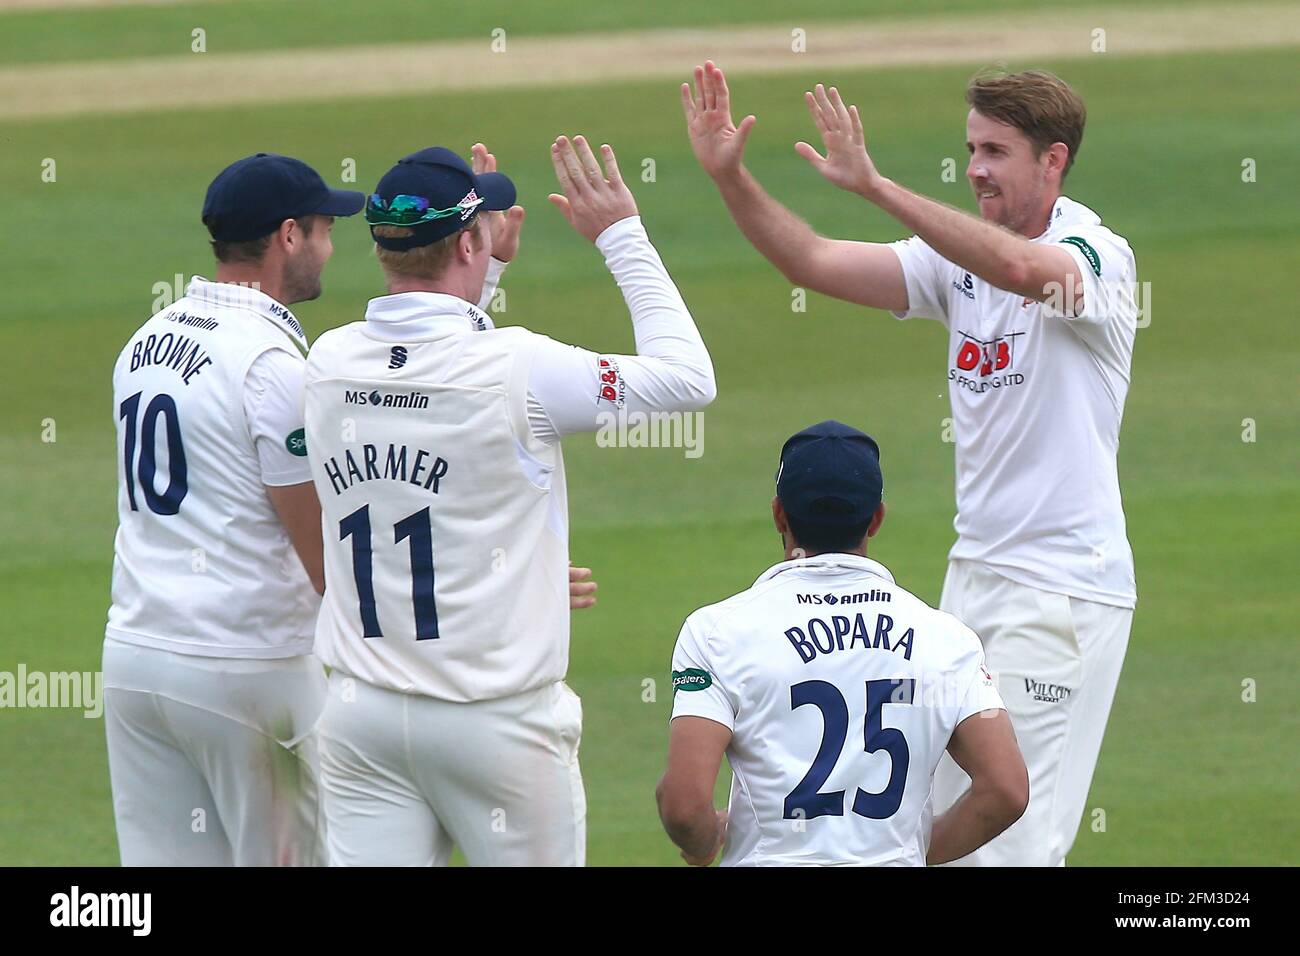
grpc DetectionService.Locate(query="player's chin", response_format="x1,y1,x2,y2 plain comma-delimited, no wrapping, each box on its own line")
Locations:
976,194,1005,223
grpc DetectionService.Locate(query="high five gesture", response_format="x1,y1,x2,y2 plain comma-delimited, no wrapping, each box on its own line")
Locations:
795,83,886,200
681,60,758,180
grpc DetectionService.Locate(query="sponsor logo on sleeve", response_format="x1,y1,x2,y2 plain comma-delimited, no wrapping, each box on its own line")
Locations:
672,668,713,692
284,428,307,457
1060,236,1102,277
596,355,625,407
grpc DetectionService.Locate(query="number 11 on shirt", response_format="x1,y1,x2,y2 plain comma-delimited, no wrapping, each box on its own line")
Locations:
339,504,439,641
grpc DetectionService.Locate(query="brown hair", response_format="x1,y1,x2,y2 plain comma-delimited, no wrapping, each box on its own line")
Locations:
374,218,485,281
211,215,316,264
965,69,1087,178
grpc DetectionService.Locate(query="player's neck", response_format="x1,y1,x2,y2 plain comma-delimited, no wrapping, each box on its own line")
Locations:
1016,191,1062,239
213,264,286,307
786,546,869,561
385,274,473,302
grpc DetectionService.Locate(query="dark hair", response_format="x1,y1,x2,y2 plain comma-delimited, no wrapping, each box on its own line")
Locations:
210,215,316,264
965,68,1087,178
787,513,872,555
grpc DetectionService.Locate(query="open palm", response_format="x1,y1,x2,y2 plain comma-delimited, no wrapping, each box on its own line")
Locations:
682,60,757,180
795,84,882,197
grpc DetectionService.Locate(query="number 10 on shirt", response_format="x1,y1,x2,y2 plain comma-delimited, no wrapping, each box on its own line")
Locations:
339,504,439,641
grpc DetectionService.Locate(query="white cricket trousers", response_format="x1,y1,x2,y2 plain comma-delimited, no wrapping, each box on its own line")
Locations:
102,637,327,866
931,559,1132,866
318,671,586,866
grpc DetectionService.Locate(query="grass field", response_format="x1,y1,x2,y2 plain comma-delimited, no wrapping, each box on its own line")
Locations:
1,0,1297,866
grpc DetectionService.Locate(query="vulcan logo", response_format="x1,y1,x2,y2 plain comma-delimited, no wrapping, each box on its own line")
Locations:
344,388,429,409
797,590,891,605
1024,678,1072,703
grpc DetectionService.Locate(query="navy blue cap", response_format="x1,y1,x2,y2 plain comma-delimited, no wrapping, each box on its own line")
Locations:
368,147,516,250
202,153,365,243
776,421,884,527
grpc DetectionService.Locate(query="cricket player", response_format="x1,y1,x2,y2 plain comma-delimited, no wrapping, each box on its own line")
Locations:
104,154,365,865
657,421,1028,866
683,62,1137,865
304,136,716,866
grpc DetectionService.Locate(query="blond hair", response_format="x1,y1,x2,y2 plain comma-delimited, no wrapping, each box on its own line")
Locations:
373,218,485,281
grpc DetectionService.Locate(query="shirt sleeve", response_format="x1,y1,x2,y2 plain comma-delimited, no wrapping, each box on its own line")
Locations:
524,215,717,443
955,642,1007,724
887,235,952,325
243,348,313,487
476,256,508,319
669,614,735,731
1046,226,1137,327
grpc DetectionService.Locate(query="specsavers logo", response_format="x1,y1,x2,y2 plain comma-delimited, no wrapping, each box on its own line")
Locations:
672,668,713,692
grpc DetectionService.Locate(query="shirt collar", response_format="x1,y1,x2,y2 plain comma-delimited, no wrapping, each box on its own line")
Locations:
753,552,897,588
1035,195,1102,240
364,291,495,340
185,276,308,355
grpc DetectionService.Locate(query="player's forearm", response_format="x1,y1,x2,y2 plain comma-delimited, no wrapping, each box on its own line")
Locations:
713,166,823,286
927,779,1027,865
596,216,716,408
866,178,1039,296
658,795,720,860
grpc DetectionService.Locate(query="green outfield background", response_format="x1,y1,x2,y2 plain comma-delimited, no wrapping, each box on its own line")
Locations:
1,0,1296,865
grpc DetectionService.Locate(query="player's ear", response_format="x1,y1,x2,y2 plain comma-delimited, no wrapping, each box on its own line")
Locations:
274,217,304,256
867,501,886,538
457,225,477,262
772,496,788,535
1046,141,1070,180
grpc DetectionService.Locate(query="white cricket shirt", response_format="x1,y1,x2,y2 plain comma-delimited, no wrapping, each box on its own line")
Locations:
889,196,1137,608
305,215,715,702
671,553,1005,866
107,277,320,658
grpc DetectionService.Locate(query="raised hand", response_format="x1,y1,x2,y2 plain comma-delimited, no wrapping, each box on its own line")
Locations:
471,142,526,261
681,60,757,181
795,84,884,198
547,134,638,243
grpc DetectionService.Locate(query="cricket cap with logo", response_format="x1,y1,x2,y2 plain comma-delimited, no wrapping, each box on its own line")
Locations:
366,147,517,251
775,420,884,527
202,153,365,242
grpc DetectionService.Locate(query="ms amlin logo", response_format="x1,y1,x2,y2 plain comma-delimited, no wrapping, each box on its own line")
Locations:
344,388,429,410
